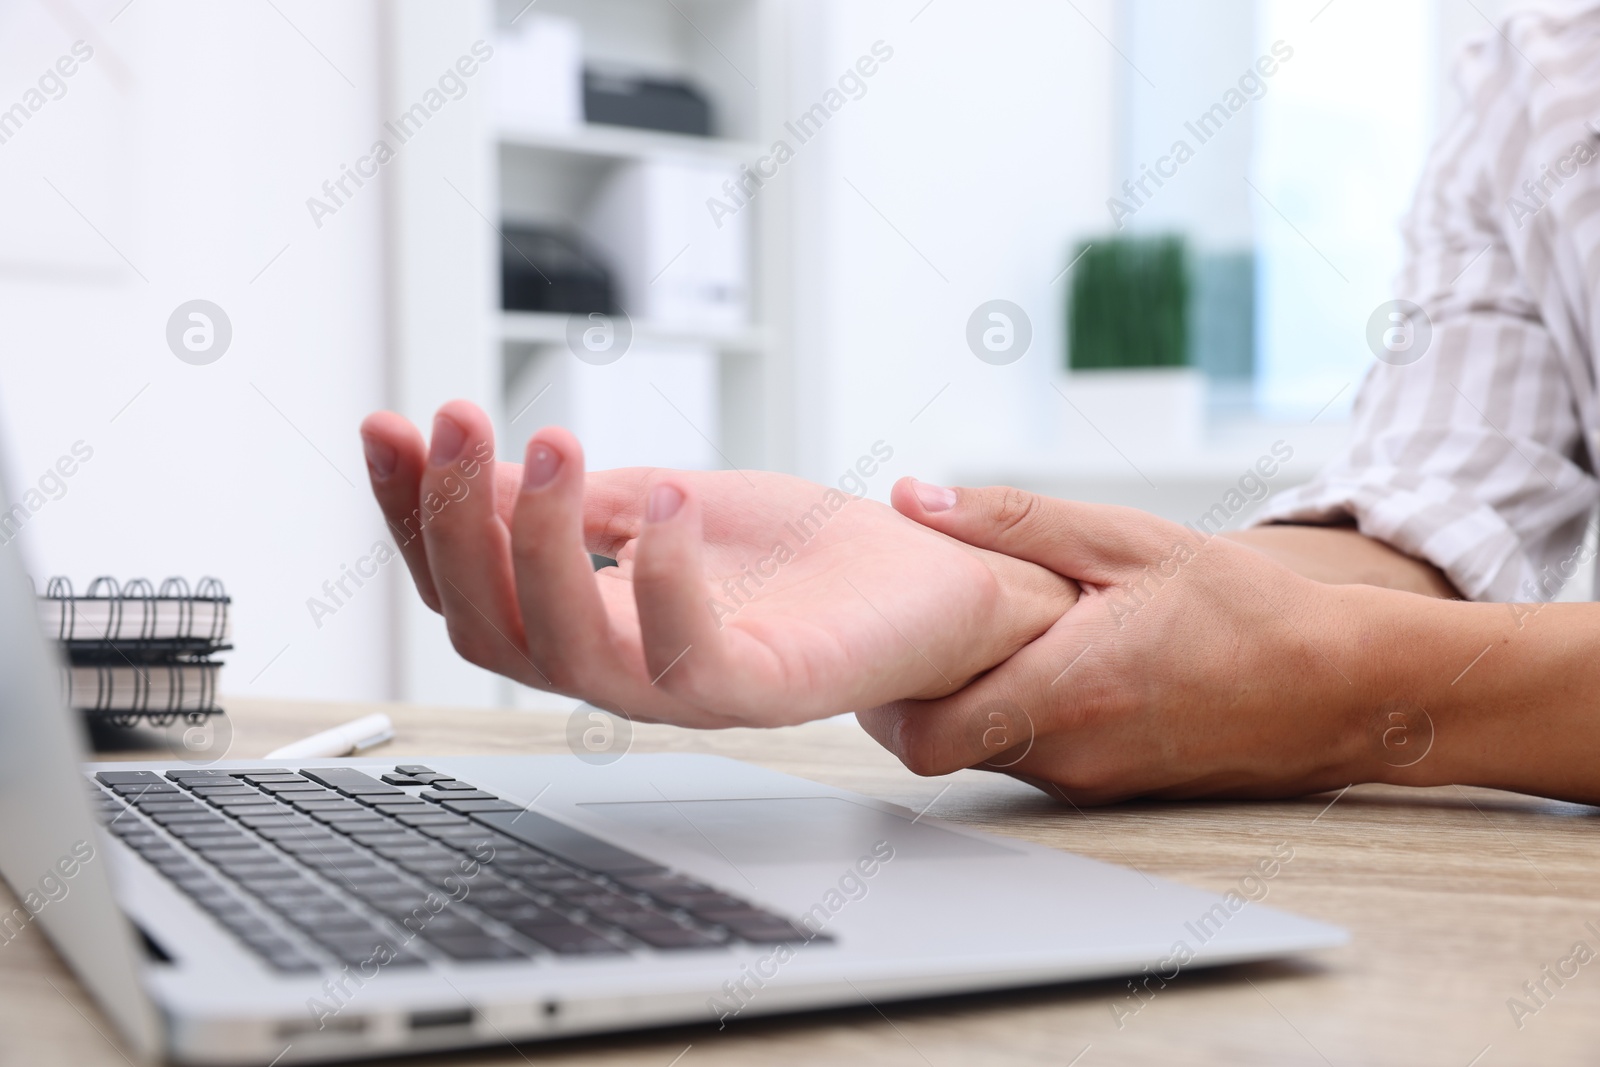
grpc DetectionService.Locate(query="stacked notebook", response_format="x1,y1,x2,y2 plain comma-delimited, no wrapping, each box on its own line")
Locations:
39,576,231,727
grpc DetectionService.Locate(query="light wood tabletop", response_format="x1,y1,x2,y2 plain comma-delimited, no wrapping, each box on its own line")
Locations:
4,696,1599,1066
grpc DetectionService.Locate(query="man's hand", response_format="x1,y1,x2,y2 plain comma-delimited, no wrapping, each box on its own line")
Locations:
862,480,1382,804
359,402,1077,728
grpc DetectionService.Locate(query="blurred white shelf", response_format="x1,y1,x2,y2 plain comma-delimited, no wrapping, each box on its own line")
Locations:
959,415,1351,482
499,310,768,354
496,122,759,164
950,415,1353,527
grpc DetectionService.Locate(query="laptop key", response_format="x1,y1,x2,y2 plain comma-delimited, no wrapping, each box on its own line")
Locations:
442,799,521,814
472,811,665,876
241,933,302,957
137,801,205,814
119,832,165,849
189,840,272,856
148,812,226,826
167,769,234,783
630,926,726,950
116,783,183,797
222,806,290,820
309,808,378,822
228,868,306,885
513,921,625,955
285,794,346,808
255,780,325,791
294,849,374,866
488,903,569,926
287,910,376,933
593,908,685,932
220,915,275,937
263,950,323,973
96,771,166,786
299,768,403,796
418,789,497,802
425,934,531,962
396,812,469,828
698,912,817,943
235,816,312,830
199,793,272,806
427,780,482,792
177,832,256,849
664,892,754,913
206,863,291,883
257,827,337,843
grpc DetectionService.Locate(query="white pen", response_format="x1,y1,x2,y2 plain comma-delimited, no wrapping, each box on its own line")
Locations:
263,713,395,760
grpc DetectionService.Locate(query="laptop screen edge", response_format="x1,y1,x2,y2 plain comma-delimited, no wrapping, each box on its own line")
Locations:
0,441,163,1058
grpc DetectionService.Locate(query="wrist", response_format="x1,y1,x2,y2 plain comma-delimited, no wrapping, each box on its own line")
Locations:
1347,585,1514,790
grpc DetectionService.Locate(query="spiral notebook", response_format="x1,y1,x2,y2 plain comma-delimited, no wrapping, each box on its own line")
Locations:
39,576,230,722
40,576,231,657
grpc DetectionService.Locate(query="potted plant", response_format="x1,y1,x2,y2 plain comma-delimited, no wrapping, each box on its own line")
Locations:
1062,234,1206,456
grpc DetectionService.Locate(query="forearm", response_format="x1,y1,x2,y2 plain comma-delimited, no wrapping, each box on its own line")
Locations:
1225,524,1459,598
1338,586,1600,803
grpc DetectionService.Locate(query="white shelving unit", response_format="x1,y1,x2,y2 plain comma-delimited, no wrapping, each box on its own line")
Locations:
500,310,770,355
385,0,795,707
488,0,794,466
496,122,762,163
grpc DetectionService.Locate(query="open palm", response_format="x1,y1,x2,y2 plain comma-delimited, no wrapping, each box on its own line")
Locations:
361,401,1074,728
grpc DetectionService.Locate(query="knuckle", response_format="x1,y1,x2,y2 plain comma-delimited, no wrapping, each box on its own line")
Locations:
891,722,954,778
444,622,484,665
989,487,1041,537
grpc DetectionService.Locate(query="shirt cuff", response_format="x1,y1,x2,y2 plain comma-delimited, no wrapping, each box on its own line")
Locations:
1247,473,1532,602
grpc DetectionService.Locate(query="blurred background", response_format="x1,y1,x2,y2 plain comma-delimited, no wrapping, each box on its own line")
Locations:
0,0,1526,712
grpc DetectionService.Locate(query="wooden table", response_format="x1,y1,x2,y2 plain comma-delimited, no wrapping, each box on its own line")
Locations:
5,697,1599,1066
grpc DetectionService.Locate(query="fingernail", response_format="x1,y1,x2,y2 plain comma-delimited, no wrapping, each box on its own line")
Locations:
647,484,684,523
362,434,396,479
523,442,561,489
913,479,957,513
429,414,466,466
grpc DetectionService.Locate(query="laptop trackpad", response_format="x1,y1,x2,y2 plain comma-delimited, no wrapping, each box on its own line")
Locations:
579,796,1018,865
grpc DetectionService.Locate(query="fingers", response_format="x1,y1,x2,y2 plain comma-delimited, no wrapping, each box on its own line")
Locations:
360,411,439,611
858,600,1087,776
890,478,1190,582
628,479,745,724
416,401,533,680
508,428,618,693
858,628,1092,783
857,693,1042,780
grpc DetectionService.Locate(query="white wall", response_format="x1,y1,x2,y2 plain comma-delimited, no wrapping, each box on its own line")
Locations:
0,0,393,704
789,0,1116,493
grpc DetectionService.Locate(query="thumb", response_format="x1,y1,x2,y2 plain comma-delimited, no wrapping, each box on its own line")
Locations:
890,478,1191,582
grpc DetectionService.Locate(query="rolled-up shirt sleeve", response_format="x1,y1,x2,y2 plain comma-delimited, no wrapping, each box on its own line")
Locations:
1251,12,1600,602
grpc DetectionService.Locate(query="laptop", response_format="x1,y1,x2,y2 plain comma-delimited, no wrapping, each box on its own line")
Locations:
0,472,1345,1065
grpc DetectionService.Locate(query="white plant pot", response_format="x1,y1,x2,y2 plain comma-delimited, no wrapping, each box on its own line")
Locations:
1054,367,1205,462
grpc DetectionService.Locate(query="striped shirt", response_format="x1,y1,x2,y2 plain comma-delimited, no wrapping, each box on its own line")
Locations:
1252,4,1600,602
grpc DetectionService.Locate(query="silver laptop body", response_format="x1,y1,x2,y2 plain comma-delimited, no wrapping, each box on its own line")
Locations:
0,475,1345,1065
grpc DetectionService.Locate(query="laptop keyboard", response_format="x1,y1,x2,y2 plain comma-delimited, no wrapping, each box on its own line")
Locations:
88,765,824,974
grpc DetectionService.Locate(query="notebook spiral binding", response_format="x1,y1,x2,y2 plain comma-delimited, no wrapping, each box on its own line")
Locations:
43,575,230,646
70,662,219,728
40,575,230,724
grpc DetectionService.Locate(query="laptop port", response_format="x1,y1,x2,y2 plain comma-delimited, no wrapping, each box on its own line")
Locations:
276,1015,366,1038
409,1008,473,1030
